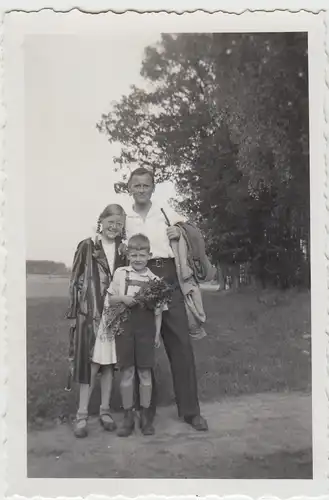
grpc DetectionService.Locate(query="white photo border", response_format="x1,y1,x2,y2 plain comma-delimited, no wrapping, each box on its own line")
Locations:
1,5,328,499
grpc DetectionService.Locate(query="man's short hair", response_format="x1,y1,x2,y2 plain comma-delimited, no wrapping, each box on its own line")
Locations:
127,233,151,252
127,167,155,186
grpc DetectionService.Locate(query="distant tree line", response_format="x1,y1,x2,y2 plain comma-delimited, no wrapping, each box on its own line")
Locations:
97,33,309,289
26,260,69,275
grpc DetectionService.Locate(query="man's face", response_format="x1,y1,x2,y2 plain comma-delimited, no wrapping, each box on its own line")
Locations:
128,173,154,205
128,248,151,272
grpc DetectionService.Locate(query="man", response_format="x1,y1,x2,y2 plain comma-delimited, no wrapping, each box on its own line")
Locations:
125,166,208,431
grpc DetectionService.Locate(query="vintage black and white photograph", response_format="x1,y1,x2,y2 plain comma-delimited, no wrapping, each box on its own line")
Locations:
3,9,327,495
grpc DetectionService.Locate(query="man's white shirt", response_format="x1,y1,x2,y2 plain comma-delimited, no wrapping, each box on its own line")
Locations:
125,202,185,259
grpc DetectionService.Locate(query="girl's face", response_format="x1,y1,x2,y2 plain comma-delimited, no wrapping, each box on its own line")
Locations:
101,214,125,241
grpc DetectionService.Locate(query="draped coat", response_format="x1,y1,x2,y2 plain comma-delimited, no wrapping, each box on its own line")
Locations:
66,236,126,384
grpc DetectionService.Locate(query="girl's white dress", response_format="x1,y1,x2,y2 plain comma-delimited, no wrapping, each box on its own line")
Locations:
91,239,118,365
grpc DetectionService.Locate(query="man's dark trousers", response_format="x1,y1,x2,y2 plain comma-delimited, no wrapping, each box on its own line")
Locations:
148,258,200,418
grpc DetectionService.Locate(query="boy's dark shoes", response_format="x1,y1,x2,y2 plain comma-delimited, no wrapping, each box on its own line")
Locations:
99,412,117,432
140,407,155,436
74,418,88,438
117,409,135,437
184,414,208,431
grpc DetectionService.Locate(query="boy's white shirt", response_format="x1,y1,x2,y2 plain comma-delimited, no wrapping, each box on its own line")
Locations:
108,265,168,314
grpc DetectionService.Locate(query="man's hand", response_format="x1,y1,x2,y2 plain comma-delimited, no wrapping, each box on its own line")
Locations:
166,226,180,241
155,335,161,349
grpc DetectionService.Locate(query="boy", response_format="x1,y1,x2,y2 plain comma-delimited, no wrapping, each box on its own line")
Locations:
108,233,164,436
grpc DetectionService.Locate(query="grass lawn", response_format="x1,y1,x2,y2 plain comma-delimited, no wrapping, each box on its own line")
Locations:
26,282,311,425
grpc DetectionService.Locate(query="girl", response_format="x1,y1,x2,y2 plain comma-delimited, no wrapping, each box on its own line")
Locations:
67,204,126,438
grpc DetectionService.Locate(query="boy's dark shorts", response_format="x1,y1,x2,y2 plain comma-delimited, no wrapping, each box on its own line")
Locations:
116,306,156,369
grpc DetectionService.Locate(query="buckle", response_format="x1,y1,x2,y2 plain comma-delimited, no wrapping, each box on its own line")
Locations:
154,258,163,268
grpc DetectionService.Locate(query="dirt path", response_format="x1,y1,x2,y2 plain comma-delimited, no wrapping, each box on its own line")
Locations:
27,392,312,479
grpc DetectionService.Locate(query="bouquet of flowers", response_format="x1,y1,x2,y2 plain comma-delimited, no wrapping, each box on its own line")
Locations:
103,278,173,338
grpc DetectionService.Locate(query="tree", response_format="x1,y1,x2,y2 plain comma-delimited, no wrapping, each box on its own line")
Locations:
97,33,309,288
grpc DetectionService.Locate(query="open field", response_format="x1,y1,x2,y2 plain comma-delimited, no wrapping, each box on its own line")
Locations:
27,276,311,422
26,275,312,478
27,274,70,298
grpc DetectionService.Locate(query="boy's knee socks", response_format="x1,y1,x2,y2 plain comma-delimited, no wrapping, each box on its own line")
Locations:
139,383,152,409
121,379,134,409
137,369,152,408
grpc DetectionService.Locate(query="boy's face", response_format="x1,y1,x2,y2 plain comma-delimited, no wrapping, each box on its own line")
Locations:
128,247,151,271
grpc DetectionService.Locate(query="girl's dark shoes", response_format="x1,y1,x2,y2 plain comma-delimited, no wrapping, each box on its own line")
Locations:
99,412,117,432
117,409,135,437
140,407,155,435
74,418,88,438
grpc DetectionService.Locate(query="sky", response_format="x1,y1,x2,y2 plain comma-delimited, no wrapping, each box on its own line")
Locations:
25,34,177,266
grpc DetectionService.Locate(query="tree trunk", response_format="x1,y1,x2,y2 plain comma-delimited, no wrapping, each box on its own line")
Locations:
231,263,240,290
216,262,225,290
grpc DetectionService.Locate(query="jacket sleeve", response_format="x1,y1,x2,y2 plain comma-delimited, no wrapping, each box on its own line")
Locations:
66,240,88,319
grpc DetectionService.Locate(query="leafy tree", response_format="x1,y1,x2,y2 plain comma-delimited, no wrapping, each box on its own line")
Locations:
97,33,309,288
